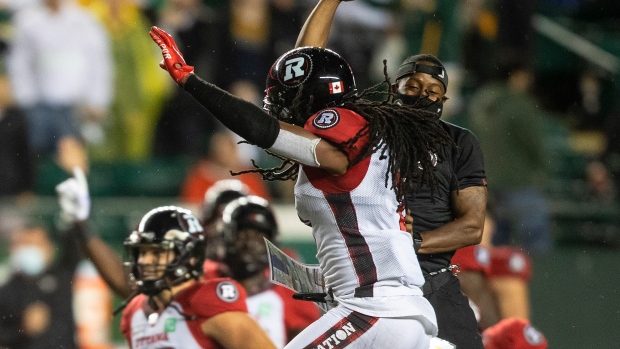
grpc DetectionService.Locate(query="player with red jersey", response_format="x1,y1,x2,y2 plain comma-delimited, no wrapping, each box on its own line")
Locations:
483,318,547,349
451,245,500,329
118,206,276,349
55,172,276,349
452,211,534,323
151,23,454,348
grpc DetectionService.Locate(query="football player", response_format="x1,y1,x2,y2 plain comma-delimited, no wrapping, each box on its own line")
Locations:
120,206,276,349
297,1,488,347
151,24,454,348
200,179,251,279
218,196,320,348
56,169,276,349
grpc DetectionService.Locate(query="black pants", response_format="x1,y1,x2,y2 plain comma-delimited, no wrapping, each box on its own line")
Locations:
423,273,483,349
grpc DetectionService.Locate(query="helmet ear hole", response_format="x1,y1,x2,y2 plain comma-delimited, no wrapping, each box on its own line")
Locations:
265,46,356,126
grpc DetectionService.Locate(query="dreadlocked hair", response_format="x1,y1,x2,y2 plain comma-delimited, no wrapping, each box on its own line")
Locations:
233,61,455,203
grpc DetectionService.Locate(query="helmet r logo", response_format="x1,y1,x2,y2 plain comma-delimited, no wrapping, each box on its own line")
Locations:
283,57,306,81
278,53,312,87
183,214,203,233
216,281,240,302
313,109,340,129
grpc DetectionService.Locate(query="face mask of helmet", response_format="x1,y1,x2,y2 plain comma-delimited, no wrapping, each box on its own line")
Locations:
124,206,206,296
224,229,270,280
395,93,444,118
264,46,357,127
219,196,278,280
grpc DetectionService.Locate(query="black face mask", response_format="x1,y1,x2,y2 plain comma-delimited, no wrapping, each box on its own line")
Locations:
395,93,443,118
224,251,268,280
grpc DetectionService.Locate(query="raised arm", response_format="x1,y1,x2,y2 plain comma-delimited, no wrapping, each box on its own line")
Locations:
296,0,343,48
149,26,349,175
56,168,133,298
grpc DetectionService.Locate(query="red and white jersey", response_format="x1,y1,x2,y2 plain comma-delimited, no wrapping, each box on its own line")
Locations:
451,244,491,276
488,246,532,282
246,284,321,348
121,278,247,349
295,108,436,330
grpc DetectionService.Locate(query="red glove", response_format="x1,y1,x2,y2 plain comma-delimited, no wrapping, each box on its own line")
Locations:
149,26,194,85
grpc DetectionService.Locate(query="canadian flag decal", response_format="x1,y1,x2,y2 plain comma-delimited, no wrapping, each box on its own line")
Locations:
329,81,344,94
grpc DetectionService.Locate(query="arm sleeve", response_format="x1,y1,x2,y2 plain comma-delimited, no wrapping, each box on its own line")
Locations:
183,75,280,149
303,108,369,161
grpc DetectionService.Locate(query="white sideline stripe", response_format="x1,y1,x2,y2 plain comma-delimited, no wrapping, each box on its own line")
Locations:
532,14,620,74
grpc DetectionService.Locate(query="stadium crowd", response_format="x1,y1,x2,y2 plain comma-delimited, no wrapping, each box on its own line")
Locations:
1,0,620,348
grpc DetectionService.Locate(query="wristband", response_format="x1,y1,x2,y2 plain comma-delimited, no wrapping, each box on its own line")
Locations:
268,129,321,167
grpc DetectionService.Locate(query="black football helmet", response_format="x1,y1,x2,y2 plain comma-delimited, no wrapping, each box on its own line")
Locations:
218,196,278,280
124,206,206,296
201,179,251,224
264,46,356,126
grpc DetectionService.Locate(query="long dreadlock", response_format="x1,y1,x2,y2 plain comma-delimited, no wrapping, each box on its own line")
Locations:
232,61,455,203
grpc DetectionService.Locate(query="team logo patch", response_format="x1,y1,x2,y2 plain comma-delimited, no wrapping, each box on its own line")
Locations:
279,52,312,87
216,281,240,303
474,245,490,267
509,254,526,273
164,318,177,333
523,324,545,345
416,151,439,170
313,109,340,129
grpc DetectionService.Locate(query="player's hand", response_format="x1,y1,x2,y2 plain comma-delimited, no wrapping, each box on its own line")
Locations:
56,167,91,224
149,26,194,85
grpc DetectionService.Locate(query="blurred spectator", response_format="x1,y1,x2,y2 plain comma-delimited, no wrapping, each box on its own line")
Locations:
153,0,226,157
220,0,304,89
0,224,81,349
180,128,271,205
79,0,171,161
328,0,397,89
482,318,547,349
0,74,34,197
584,160,617,204
494,0,536,66
7,0,112,171
557,67,611,131
468,62,552,254
576,160,620,246
460,0,499,90
603,106,620,181
398,0,467,120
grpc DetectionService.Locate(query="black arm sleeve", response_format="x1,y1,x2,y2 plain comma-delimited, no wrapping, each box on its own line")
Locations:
183,74,280,148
